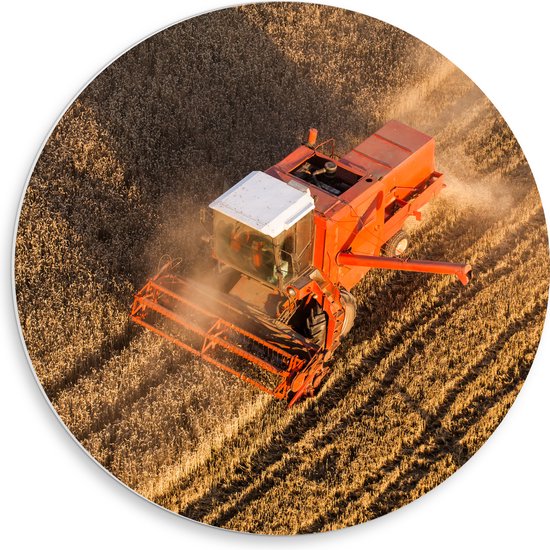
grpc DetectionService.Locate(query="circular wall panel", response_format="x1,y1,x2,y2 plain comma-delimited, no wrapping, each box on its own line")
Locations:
14,2,549,535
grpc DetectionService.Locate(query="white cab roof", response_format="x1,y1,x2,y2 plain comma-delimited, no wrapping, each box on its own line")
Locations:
209,171,315,238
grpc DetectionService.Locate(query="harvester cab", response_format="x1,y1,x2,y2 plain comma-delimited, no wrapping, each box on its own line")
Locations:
209,171,315,293
131,121,472,407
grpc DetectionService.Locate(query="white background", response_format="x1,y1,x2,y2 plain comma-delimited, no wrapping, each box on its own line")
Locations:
2,1,549,548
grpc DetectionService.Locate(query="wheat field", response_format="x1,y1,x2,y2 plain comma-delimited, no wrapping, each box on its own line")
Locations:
14,3,549,534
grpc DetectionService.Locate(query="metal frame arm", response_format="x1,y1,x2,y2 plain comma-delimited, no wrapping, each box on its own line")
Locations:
337,252,472,285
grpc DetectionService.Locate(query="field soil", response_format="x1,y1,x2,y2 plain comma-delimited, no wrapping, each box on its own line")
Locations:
15,3,549,534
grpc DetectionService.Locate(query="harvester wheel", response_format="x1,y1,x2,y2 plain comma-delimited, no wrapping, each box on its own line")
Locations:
305,301,327,347
383,229,410,257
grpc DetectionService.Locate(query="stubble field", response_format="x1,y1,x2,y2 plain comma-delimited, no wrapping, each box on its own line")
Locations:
15,3,549,534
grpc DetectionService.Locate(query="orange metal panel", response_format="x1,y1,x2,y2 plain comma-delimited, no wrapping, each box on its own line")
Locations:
268,120,445,291
376,119,432,151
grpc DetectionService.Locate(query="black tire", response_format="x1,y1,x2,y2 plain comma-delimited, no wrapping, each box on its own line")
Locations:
305,301,327,347
383,229,410,257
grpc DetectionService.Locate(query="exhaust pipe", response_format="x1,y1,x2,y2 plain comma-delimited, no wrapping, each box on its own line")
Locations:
306,127,318,147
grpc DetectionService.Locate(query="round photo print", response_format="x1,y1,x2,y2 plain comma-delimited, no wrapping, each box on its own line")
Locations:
15,2,549,535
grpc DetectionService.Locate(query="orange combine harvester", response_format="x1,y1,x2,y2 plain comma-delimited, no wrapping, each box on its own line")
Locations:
131,121,471,406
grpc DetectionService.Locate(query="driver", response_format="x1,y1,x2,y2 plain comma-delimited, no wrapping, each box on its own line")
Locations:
230,229,274,280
